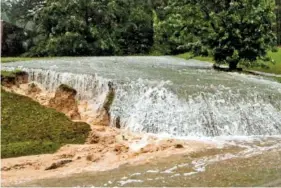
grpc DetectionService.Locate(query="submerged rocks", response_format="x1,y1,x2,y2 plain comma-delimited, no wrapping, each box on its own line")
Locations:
86,154,101,162
113,143,129,154
49,84,81,120
45,159,72,170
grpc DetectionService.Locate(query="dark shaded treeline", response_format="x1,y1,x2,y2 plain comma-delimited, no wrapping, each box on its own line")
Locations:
1,0,280,70
276,0,281,45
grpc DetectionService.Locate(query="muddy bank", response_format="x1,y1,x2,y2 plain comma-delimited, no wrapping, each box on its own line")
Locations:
1,78,214,186
10,145,281,187
1,130,213,186
2,72,280,187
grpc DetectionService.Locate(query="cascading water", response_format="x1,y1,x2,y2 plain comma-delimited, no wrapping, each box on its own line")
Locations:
2,56,281,137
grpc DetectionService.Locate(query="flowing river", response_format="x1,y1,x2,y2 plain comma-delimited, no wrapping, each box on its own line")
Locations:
2,56,281,186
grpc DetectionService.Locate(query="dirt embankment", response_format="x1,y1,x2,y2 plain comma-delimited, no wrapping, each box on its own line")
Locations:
1,72,214,186
48,84,81,120
1,71,28,87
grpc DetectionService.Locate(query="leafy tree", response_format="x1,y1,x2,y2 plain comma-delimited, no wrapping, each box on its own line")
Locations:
117,1,154,55
1,0,44,30
152,0,210,55
1,22,27,56
1,0,45,56
185,0,277,70
27,0,154,56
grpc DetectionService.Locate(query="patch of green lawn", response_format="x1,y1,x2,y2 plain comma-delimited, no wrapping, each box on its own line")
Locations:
267,76,281,83
250,48,281,74
274,77,281,83
1,70,25,77
176,52,214,63
176,48,281,74
1,90,91,158
1,57,53,63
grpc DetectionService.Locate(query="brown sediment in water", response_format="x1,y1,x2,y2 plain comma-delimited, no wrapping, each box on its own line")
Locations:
1,81,215,186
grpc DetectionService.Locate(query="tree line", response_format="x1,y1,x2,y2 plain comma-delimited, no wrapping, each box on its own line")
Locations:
276,0,281,45
1,0,280,70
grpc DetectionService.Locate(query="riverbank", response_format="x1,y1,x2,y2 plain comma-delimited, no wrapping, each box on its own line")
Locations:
2,48,281,75
1,56,281,186
13,138,281,187
176,48,281,75
1,76,214,186
3,80,280,187
2,133,213,186
1,89,91,158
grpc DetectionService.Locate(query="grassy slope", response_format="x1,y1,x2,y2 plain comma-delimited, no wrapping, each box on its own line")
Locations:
1,90,91,158
1,57,54,63
1,70,22,77
176,48,281,74
250,48,281,74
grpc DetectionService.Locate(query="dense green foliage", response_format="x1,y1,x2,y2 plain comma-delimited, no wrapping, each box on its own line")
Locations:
178,0,276,69
24,0,154,56
1,0,279,69
1,0,42,56
1,90,90,158
1,22,29,56
177,47,281,74
276,0,281,45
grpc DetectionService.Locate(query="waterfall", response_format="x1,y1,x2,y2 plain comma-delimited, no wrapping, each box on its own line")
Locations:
2,57,281,137
112,78,281,137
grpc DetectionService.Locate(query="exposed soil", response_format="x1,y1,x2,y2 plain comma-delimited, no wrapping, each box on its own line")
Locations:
1,125,213,186
49,84,81,120
1,80,215,186
1,71,28,87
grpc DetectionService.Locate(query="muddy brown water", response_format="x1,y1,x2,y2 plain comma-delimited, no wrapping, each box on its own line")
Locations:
13,137,281,187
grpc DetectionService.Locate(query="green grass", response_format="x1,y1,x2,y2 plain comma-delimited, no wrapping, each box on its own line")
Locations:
266,76,281,83
176,52,214,63
1,90,91,158
176,48,281,74
1,57,53,63
274,77,281,83
250,48,281,74
3,48,280,74
1,69,24,77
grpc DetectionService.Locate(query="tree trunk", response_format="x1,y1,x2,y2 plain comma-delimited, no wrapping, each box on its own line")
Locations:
229,60,239,71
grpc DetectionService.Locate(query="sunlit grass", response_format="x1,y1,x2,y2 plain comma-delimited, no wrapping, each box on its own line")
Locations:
250,48,281,74
177,48,281,74
1,57,54,63
176,52,214,63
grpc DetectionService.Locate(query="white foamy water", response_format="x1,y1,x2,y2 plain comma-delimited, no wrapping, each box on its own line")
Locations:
2,56,281,137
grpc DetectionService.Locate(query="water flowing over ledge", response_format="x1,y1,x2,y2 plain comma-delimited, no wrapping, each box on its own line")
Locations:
2,57,281,137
